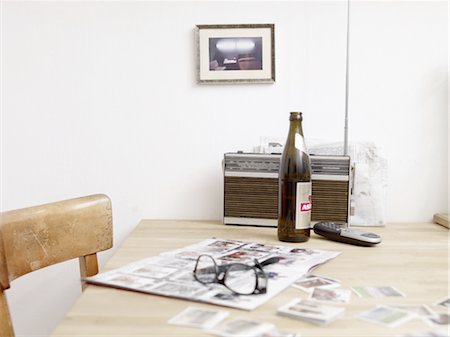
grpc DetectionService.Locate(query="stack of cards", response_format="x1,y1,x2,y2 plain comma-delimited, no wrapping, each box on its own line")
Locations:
277,298,345,325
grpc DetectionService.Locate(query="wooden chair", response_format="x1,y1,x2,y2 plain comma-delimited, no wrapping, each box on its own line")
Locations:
0,194,113,337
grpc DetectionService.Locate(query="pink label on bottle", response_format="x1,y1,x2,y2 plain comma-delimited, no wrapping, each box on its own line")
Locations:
300,201,312,212
295,182,312,230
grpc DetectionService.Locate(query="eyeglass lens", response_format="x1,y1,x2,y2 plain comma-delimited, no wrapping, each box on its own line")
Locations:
224,264,257,295
195,255,217,283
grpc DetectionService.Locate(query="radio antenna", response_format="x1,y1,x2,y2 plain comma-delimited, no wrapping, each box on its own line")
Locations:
343,0,350,156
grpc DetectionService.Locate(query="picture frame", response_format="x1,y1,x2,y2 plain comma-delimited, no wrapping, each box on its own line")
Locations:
196,24,275,84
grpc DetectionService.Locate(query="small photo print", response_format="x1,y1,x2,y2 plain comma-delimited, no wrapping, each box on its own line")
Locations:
169,270,196,283
209,37,263,71
103,273,155,288
243,243,282,253
208,317,274,337
277,298,345,325
358,306,414,327
435,297,450,308
401,330,450,337
208,291,253,306
152,257,195,269
309,287,352,304
129,265,178,279
292,276,339,292
152,281,205,297
174,250,205,260
168,306,229,329
426,313,450,326
389,305,435,318
352,286,404,298
206,240,245,252
302,274,340,284
288,248,319,256
255,329,300,337
218,250,269,263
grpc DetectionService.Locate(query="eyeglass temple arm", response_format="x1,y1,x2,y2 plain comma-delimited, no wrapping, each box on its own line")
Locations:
259,256,282,267
197,256,281,274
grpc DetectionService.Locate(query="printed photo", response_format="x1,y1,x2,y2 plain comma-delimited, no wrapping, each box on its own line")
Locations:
358,306,414,327
168,306,229,329
256,330,299,337
152,257,195,269
169,270,196,283
292,277,336,292
435,297,450,308
288,248,319,256
390,305,435,318
243,243,281,253
209,291,252,306
208,318,274,337
209,37,263,71
274,255,299,266
288,303,324,317
207,240,244,252
301,274,340,284
104,273,156,289
129,265,178,279
196,24,275,84
175,251,205,260
152,281,205,297
309,287,352,304
218,250,269,263
427,313,450,326
352,286,404,298
277,298,345,325
402,330,450,337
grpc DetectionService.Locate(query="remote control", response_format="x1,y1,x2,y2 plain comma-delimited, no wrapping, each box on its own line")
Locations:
313,222,382,246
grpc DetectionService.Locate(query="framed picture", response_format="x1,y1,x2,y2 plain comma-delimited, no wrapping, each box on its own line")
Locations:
196,24,275,84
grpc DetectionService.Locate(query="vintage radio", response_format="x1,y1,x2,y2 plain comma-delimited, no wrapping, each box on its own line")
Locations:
223,153,352,227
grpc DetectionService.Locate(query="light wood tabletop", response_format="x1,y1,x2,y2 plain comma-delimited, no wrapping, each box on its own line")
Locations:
51,220,449,337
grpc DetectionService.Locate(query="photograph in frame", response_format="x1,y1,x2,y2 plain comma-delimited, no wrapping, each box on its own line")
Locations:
196,24,275,84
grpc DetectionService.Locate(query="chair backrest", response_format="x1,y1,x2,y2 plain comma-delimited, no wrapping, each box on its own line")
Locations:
238,56,260,70
0,194,113,337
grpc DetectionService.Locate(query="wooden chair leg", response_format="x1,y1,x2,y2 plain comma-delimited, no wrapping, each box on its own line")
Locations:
79,253,99,291
0,291,14,337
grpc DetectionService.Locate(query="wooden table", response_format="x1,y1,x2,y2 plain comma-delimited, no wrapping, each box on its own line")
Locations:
51,220,449,337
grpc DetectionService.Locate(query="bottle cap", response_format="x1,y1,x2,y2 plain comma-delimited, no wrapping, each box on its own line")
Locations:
289,112,303,120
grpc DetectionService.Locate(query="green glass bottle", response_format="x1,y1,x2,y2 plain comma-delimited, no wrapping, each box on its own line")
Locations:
278,112,312,242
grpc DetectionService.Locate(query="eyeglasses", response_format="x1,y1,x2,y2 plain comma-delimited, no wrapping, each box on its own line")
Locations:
193,254,280,295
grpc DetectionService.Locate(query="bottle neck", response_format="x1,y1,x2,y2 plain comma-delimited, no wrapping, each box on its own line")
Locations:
289,119,304,136
286,119,307,152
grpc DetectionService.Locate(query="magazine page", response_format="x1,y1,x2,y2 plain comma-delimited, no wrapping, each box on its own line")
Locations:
86,238,341,310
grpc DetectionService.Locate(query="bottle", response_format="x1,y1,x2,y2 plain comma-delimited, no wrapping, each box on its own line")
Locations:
278,112,312,242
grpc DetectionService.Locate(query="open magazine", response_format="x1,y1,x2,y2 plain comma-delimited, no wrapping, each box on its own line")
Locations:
85,238,340,310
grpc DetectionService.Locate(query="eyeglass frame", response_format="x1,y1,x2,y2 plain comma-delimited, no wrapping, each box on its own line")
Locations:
193,254,281,295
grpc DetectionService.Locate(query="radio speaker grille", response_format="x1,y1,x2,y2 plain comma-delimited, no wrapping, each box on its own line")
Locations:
311,180,349,222
224,176,278,219
224,177,349,223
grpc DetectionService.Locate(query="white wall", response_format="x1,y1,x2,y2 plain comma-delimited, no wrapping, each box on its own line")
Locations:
1,1,447,336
